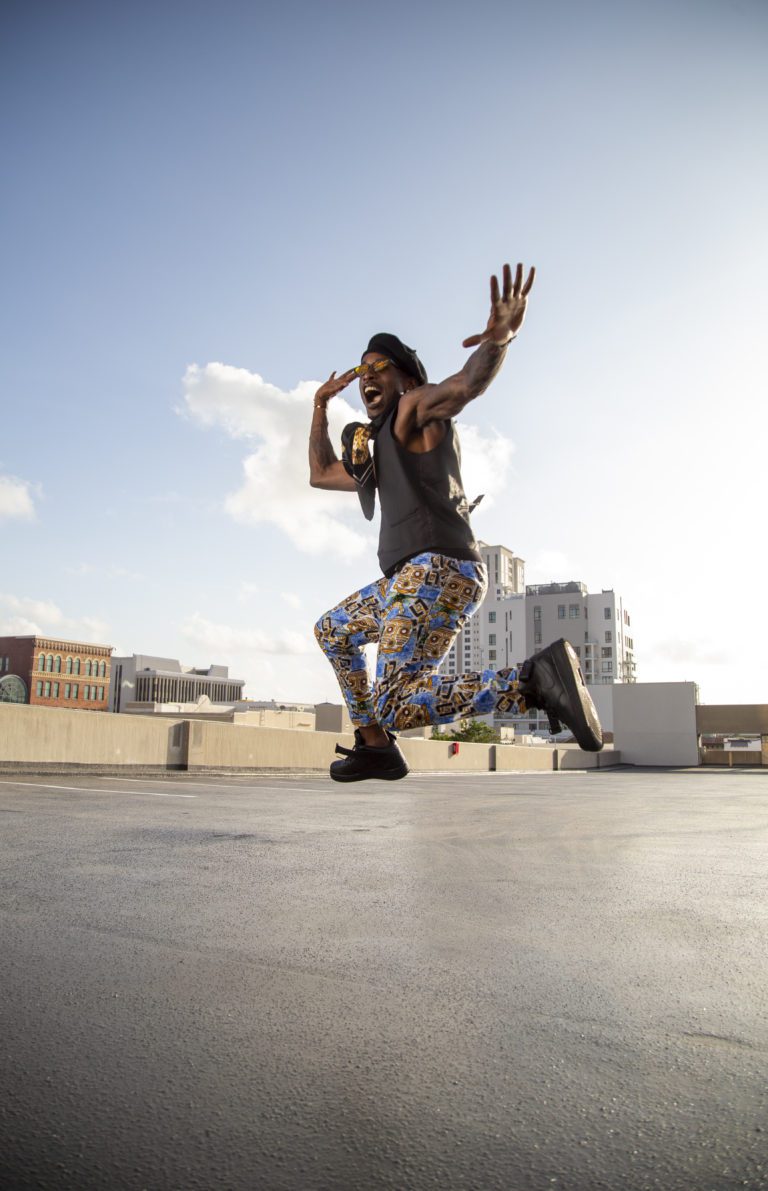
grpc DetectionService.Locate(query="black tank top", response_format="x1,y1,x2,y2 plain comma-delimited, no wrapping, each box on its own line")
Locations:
373,409,482,577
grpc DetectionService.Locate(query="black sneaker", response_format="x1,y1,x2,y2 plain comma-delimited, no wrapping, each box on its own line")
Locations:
330,729,410,782
518,638,603,752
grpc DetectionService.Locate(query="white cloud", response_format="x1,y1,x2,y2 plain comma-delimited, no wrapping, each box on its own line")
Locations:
0,475,36,521
453,424,514,514
643,637,728,667
180,363,368,561
525,549,572,584
236,581,261,603
65,562,146,581
181,612,312,657
180,362,515,558
281,591,302,610
0,594,110,644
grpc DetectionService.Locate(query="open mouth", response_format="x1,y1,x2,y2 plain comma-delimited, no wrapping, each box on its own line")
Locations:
363,383,382,404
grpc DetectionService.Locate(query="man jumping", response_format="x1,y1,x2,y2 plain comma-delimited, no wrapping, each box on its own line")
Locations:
309,262,602,781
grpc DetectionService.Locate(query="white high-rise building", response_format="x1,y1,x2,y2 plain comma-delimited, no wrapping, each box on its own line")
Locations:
526,582,636,687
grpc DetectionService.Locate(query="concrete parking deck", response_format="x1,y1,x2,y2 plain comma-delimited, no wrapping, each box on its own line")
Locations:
1,770,766,1190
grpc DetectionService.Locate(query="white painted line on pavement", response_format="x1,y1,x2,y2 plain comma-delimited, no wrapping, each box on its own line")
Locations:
0,780,196,799
103,775,309,791
102,776,328,794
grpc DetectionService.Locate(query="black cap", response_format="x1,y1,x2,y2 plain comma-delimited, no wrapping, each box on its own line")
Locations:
363,333,427,385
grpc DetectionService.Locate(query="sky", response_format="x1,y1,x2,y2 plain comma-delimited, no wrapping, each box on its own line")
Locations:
1,0,767,706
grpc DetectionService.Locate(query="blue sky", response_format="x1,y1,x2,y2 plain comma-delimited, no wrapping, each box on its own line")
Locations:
2,0,767,704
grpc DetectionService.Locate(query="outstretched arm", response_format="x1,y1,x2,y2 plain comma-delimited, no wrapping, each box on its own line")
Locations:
308,369,358,490
399,262,535,430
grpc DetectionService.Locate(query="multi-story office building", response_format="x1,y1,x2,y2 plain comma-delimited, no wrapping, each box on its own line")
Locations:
109,654,244,712
0,635,112,710
525,582,636,686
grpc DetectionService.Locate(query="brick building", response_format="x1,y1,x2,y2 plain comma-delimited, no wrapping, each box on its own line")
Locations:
0,636,113,711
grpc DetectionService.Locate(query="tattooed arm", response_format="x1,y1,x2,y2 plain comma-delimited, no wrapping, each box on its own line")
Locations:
308,371,357,491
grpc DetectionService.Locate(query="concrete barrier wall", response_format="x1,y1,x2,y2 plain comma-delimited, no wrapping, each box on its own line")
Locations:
495,745,557,771
0,703,622,773
0,703,186,768
556,747,621,770
702,750,762,767
397,736,493,772
185,721,341,771
185,722,496,773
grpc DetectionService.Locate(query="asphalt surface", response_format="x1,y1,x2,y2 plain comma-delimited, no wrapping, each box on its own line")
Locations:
1,768,766,1191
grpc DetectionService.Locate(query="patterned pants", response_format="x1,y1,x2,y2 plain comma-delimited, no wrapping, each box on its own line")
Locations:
314,552,524,731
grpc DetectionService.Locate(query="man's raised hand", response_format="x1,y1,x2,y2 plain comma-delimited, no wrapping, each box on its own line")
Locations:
462,262,536,349
314,367,357,409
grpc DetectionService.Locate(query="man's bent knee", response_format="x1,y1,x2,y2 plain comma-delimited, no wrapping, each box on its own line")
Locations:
314,615,331,651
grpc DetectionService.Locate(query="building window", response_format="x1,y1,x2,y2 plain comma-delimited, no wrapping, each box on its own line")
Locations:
602,647,612,658
557,605,565,619
74,659,81,675
602,661,613,672
53,682,60,697
98,661,105,678
569,604,579,618
54,656,62,673
46,655,53,672
64,684,71,699
488,634,496,646
533,606,542,621
44,681,51,698
534,629,542,644
488,612,496,623
72,684,79,699
604,607,611,619
98,686,104,700
605,631,612,643
85,661,92,677
488,650,496,661
66,657,73,674
38,653,45,671
36,681,43,697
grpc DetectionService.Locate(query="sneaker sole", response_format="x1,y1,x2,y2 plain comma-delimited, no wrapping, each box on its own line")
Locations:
547,639,603,752
329,763,410,783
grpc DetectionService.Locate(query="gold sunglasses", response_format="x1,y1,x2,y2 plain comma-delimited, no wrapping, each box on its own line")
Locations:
353,359,392,376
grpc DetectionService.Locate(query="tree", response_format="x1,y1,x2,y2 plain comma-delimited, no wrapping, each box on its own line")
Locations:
432,719,500,744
